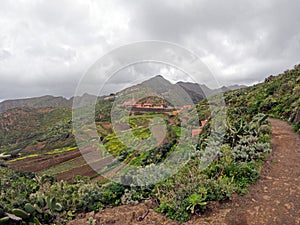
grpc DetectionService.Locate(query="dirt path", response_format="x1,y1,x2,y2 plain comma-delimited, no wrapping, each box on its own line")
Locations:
221,118,300,225
68,119,300,225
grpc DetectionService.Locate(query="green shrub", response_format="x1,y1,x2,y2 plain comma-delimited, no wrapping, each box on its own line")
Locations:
100,183,125,206
294,121,300,133
232,135,271,162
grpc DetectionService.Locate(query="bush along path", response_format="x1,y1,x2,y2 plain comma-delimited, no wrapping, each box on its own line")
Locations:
222,118,300,225
68,118,299,225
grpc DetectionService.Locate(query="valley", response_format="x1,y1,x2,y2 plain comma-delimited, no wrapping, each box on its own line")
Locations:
0,65,300,224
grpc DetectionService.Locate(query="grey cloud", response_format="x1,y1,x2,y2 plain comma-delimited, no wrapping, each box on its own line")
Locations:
126,0,300,83
0,49,11,61
0,0,299,100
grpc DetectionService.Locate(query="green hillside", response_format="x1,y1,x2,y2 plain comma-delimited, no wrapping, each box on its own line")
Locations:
0,97,113,157
0,65,299,224
0,107,74,156
0,95,72,113
225,64,300,131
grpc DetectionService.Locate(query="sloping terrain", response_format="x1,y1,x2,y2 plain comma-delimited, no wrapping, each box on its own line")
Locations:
0,107,74,155
0,95,71,113
68,118,300,225
117,75,247,104
1,66,299,224
226,64,300,129
222,118,300,225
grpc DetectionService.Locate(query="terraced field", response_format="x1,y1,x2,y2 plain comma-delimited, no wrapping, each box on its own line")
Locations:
8,147,116,181
6,112,180,182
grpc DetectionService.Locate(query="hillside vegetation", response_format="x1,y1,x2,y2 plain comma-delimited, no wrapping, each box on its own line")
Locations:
0,95,72,113
0,107,272,224
0,107,74,156
225,64,300,131
0,65,299,224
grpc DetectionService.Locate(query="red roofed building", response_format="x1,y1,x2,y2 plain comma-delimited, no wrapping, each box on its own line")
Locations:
134,103,143,108
143,102,153,108
201,120,207,127
182,105,190,109
192,128,202,137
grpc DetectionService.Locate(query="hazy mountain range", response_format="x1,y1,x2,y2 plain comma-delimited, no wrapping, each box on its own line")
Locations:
0,76,246,113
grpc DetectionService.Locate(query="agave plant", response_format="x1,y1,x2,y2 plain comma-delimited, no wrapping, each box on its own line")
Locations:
186,187,207,214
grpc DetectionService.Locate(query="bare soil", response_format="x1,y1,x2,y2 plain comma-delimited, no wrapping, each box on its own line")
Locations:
8,149,82,172
8,149,101,181
20,141,46,153
56,163,99,182
8,144,116,181
68,118,300,225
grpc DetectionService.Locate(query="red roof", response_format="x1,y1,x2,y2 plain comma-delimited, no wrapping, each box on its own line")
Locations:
192,129,202,137
201,120,207,126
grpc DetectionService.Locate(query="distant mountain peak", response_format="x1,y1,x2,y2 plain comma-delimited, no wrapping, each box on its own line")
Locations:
0,95,72,113
0,75,249,114
145,74,169,82
140,75,173,94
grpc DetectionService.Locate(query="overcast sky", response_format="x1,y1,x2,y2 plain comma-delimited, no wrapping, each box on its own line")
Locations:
0,0,300,100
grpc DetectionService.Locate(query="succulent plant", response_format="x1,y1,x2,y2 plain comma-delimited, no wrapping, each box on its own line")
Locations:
12,208,30,219
86,216,96,225
0,216,9,224
4,195,64,225
24,203,35,214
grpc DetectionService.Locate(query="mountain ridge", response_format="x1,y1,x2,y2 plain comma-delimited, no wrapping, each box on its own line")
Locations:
0,77,247,113
0,95,72,113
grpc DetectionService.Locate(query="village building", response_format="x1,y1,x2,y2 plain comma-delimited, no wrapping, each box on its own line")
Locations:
192,128,202,137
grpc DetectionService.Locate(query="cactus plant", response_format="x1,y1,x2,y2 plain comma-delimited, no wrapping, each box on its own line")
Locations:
37,196,45,208
5,195,64,225
33,204,43,214
12,208,30,219
0,216,9,224
32,216,42,225
24,203,36,214
45,196,63,213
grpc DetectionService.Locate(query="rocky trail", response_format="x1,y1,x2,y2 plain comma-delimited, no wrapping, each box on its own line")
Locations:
69,118,300,225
